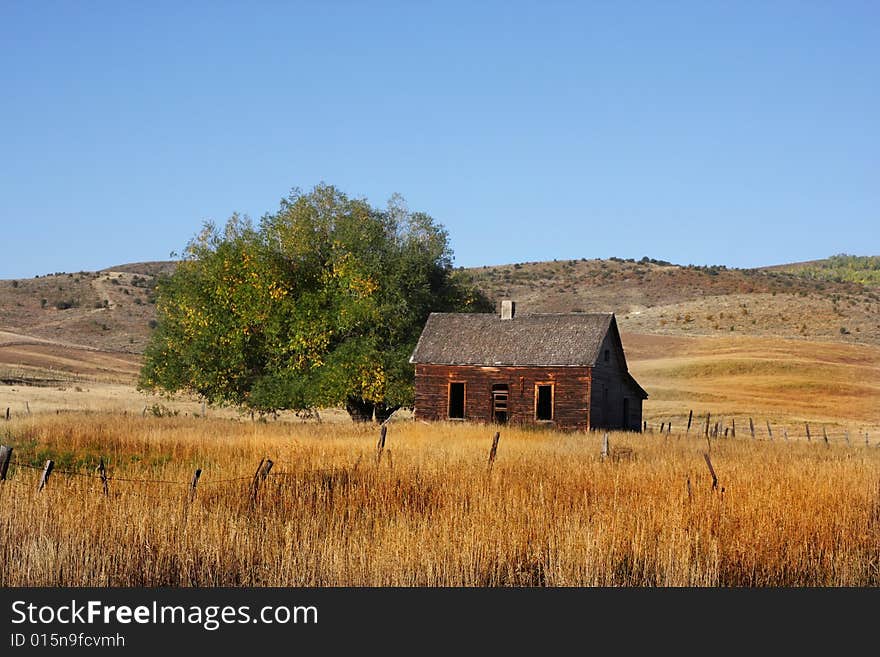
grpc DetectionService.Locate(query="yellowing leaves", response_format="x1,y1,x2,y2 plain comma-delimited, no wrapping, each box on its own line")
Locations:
331,253,378,299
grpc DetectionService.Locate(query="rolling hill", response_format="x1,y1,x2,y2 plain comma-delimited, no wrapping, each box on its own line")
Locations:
0,255,878,430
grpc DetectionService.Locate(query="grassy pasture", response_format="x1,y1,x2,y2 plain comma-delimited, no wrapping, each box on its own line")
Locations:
626,333,880,430
1,414,878,587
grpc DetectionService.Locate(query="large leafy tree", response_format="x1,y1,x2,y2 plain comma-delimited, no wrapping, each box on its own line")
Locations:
139,184,492,421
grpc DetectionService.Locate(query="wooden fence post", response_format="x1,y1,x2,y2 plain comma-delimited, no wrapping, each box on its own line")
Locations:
844,430,850,445
488,431,501,469
866,431,870,446
766,421,773,440
724,427,729,438
189,469,202,502
660,422,665,433
251,458,274,502
667,422,671,435
783,428,789,441
805,423,811,441
601,432,609,459
0,445,12,481
38,459,54,492
5,407,9,421
376,425,388,465
201,402,206,417
704,413,711,438
98,458,109,496
731,418,736,438
25,401,30,415
749,417,755,439
822,426,829,444
643,420,647,432
686,410,693,434
703,452,718,491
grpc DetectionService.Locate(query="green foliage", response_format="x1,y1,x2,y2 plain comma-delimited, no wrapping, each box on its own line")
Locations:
784,254,880,286
139,184,492,418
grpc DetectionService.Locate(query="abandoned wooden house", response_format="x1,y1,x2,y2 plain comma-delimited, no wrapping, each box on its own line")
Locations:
409,301,647,431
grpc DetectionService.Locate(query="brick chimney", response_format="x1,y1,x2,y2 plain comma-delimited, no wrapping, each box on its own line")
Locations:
500,300,516,320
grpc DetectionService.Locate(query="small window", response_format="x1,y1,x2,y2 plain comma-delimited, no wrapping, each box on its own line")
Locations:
604,349,610,362
448,382,465,419
535,384,553,421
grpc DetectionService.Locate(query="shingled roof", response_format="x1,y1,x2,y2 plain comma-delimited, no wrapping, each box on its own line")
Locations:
409,312,619,367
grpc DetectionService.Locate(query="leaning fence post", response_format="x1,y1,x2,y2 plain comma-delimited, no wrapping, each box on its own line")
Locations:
749,417,755,439
766,421,773,440
0,445,12,481
844,430,850,445
25,401,30,415
702,452,718,491
376,425,388,465
98,458,109,496
686,410,693,434
251,458,273,502
805,423,811,441
38,459,54,492
822,426,829,444
189,469,202,502
488,431,501,470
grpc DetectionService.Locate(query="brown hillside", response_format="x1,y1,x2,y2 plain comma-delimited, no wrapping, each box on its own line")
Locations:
465,257,880,345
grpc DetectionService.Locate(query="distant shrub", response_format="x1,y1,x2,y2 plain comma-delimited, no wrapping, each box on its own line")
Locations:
148,319,159,329
148,403,179,418
40,298,48,308
11,280,18,288
133,297,143,305
111,279,120,286
840,326,850,335
54,299,78,310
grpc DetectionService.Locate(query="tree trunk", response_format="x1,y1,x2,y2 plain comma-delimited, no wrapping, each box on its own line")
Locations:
345,396,375,423
374,402,400,424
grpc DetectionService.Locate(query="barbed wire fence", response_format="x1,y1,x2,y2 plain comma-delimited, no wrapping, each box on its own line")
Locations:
0,412,876,502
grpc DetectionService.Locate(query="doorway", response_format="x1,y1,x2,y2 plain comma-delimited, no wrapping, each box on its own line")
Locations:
491,384,509,423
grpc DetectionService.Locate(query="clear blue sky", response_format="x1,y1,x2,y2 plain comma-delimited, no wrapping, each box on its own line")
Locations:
2,1,878,279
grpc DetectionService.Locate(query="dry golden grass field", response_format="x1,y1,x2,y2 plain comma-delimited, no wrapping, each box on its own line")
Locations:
1,414,878,587
1,256,879,587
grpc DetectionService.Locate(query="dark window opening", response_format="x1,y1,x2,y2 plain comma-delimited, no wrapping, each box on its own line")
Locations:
604,349,610,362
449,382,465,419
536,384,553,421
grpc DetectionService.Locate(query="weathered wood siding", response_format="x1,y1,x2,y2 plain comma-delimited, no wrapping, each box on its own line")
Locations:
589,331,643,431
414,364,592,431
